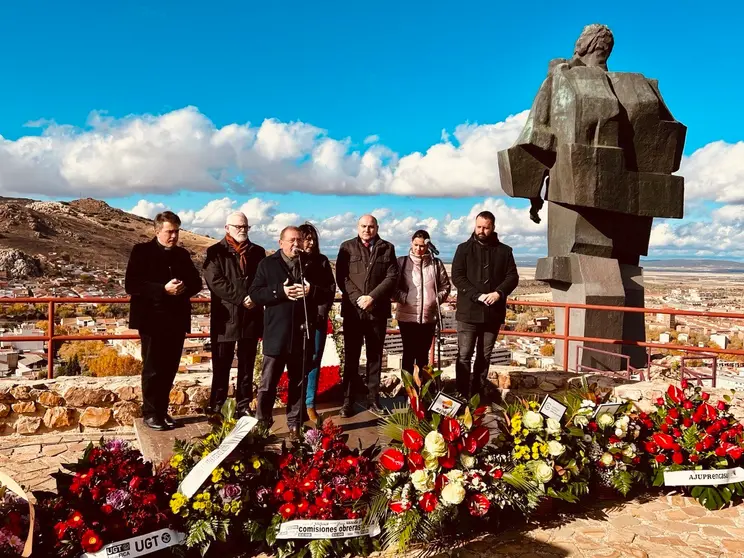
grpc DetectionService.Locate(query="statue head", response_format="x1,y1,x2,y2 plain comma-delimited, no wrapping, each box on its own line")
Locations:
573,24,614,69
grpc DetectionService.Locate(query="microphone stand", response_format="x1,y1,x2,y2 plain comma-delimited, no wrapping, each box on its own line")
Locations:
432,254,444,390
295,250,312,439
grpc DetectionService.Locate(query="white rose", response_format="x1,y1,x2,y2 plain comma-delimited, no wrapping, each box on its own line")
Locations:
581,399,597,409
615,415,629,429
523,411,544,430
424,431,447,457
447,469,465,484
411,469,434,492
622,446,636,458
532,461,554,484
460,453,476,469
547,440,565,457
425,456,440,471
597,413,615,428
546,417,562,435
440,482,466,505
574,415,589,428
600,453,614,467
614,428,625,438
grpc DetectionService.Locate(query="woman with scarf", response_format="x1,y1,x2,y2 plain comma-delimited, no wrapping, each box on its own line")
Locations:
298,222,337,422
394,230,451,375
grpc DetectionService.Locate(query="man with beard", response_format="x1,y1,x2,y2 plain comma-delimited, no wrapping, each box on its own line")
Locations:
203,212,266,417
125,211,202,430
451,211,519,402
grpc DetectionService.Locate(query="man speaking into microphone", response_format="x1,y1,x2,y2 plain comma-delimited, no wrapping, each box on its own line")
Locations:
249,226,334,438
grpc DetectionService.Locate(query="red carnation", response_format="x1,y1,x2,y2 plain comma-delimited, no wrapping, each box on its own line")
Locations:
701,392,710,401
728,446,743,461
644,441,658,454
689,454,700,463
418,492,438,513
389,500,411,514
280,503,296,519
717,401,727,411
715,446,727,457
492,468,504,479
683,418,693,428
407,451,425,471
668,407,679,419
655,454,667,463
656,397,665,406
81,529,103,553
672,452,684,465
695,442,703,452
402,429,424,452
681,379,689,389
380,448,406,471
683,400,694,410
468,494,491,517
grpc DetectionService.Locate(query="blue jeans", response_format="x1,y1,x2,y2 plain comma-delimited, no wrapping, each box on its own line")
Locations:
305,327,328,407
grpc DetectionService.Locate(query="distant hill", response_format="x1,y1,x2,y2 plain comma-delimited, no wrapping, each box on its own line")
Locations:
512,256,744,273
0,197,216,274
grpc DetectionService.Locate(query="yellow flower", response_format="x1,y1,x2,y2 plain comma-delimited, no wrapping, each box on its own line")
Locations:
170,493,187,514
252,458,261,470
170,454,184,468
212,468,224,483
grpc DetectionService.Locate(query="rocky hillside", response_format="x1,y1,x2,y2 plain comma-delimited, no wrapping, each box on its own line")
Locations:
0,197,216,274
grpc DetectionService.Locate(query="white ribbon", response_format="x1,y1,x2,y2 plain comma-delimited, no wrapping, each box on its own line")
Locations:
79,528,185,558
276,519,381,540
663,467,744,486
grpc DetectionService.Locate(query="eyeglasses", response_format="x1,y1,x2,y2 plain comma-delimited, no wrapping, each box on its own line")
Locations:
228,224,250,231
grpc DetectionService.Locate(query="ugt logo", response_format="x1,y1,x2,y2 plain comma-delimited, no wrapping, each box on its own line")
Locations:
134,533,161,552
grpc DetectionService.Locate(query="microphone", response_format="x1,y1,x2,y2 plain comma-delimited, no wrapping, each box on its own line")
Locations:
425,239,439,256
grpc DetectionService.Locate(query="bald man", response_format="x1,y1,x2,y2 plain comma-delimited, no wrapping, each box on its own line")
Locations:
203,211,266,417
336,214,398,417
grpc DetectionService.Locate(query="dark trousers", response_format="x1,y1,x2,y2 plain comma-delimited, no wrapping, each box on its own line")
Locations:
342,318,386,405
257,347,310,429
140,331,186,420
210,337,259,414
399,321,435,374
456,321,502,400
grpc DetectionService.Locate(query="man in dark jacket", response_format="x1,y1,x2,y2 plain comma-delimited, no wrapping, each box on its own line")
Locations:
203,212,265,417
335,214,398,417
452,211,519,401
125,211,202,430
249,226,335,436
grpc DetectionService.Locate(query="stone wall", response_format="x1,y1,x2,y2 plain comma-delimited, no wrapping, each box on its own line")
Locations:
0,374,214,436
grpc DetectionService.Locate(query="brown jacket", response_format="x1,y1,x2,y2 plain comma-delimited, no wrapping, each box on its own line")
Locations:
336,236,398,321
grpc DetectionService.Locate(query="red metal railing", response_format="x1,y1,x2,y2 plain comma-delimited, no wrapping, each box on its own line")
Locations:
2,296,744,380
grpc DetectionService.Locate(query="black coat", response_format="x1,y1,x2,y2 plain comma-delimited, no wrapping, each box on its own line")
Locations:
335,236,398,321
451,233,519,325
249,251,336,356
125,238,203,335
203,238,266,343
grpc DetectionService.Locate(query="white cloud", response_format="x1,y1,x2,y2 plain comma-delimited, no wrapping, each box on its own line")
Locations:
0,106,527,199
129,199,167,219
680,141,744,203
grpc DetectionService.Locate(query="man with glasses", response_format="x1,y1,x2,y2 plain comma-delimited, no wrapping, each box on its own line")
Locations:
249,226,327,438
125,211,202,430
204,212,266,417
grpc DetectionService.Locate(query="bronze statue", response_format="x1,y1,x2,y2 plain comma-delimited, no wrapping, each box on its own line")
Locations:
498,24,686,371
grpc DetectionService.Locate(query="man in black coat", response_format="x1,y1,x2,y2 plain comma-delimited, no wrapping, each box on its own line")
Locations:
335,214,398,417
249,226,335,436
203,211,265,417
451,211,519,401
125,211,202,430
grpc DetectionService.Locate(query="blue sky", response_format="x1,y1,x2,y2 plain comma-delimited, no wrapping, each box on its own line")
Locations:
1,1,743,259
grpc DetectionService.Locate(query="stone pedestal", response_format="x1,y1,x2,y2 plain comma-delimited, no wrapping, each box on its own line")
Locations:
537,253,646,371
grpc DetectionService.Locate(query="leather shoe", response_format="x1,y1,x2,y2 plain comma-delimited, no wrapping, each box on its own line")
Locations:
163,414,179,428
144,416,170,431
307,407,319,422
367,401,385,416
339,403,354,418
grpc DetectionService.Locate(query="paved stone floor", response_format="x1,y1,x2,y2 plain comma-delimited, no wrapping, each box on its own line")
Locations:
1,433,744,557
